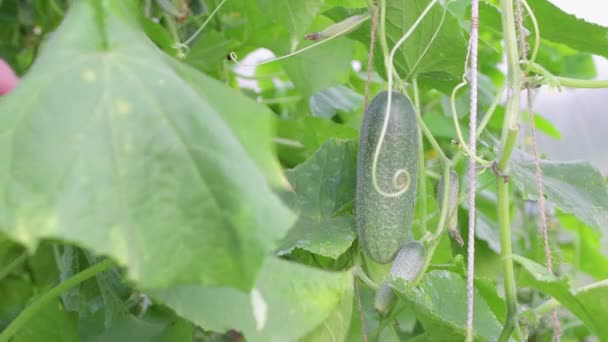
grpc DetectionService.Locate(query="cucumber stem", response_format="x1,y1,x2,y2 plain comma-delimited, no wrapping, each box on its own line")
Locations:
497,0,521,340
413,78,428,234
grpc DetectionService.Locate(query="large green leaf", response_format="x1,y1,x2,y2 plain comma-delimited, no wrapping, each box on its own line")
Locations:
384,0,467,89
277,139,357,259
512,255,608,339
323,1,467,91
0,0,295,290
480,0,608,60
151,257,353,341
390,270,502,341
510,155,608,232
525,0,608,60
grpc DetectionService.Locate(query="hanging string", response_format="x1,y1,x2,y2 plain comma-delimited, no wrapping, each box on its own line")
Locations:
465,0,480,340
514,0,561,339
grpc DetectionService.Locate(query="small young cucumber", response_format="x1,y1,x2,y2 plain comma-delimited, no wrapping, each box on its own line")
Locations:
374,241,426,313
437,170,463,246
356,91,419,263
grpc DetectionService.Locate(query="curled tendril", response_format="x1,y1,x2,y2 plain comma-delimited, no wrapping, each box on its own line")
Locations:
370,0,441,198
393,170,412,192
521,0,540,72
227,51,239,63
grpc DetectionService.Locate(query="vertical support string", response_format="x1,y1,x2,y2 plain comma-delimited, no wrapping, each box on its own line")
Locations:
465,1,479,340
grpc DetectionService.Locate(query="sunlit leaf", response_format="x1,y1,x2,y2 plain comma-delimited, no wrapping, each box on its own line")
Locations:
0,0,295,290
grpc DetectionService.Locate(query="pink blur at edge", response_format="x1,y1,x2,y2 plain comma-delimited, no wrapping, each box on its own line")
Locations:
0,59,19,96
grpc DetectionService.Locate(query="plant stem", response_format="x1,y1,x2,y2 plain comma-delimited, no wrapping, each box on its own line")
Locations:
556,77,608,89
415,166,452,284
413,78,428,234
0,259,114,342
496,0,521,340
496,179,518,342
527,62,608,89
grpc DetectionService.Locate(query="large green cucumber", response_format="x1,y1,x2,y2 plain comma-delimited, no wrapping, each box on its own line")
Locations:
374,241,426,313
356,91,419,263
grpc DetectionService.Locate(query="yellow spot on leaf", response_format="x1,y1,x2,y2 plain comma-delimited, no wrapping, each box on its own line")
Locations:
82,69,97,82
115,98,132,115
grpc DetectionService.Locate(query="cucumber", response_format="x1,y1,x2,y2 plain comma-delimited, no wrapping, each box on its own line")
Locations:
374,241,426,313
438,170,463,246
356,91,419,263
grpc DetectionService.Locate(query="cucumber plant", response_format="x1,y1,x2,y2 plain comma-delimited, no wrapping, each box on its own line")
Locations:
0,0,607,341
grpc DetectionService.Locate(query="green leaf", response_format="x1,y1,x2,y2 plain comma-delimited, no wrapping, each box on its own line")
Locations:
12,299,80,342
322,0,367,10
558,213,608,279
510,154,608,232
53,247,129,335
276,116,358,166
428,256,506,323
278,139,357,259
154,318,194,342
184,30,239,74
222,0,290,53
278,216,356,259
0,234,25,281
480,0,608,60
257,0,325,49
300,278,353,342
324,1,467,91
0,0,295,290
475,210,501,254
282,37,354,98
0,277,34,328
87,314,167,342
384,0,467,89
534,40,597,80
151,258,353,342
390,270,502,341
525,0,608,60
570,281,608,340
512,255,608,339
310,86,363,119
